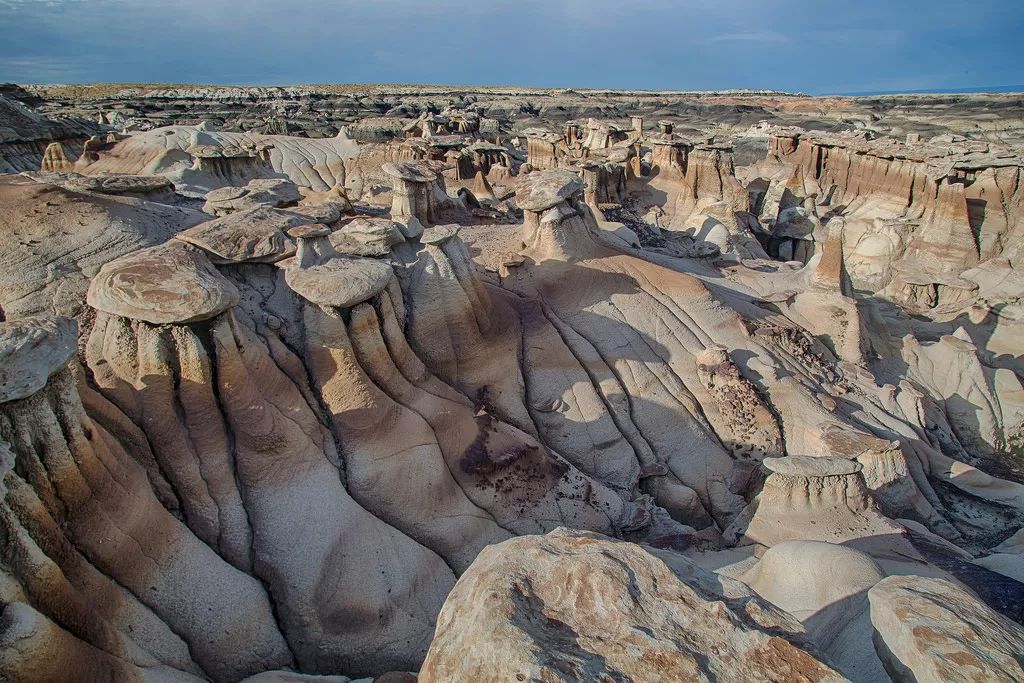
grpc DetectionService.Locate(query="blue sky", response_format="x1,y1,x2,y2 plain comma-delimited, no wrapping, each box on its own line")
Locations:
0,0,1021,93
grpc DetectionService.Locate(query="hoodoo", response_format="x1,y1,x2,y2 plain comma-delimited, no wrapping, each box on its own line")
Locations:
0,76,1023,682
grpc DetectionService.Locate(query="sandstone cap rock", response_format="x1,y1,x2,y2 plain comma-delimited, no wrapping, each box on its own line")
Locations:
284,257,393,309
868,575,1024,681
64,174,172,195
762,455,863,477
292,202,344,225
87,242,239,324
0,316,76,403
421,224,460,245
177,206,313,264
382,161,438,183
515,169,584,212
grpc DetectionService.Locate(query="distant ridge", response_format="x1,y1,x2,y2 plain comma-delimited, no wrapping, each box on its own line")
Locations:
840,85,1024,96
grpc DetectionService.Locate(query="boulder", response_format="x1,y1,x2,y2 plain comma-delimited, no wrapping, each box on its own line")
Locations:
87,242,239,324
0,316,76,403
420,528,846,683
177,205,312,264
285,258,394,309
869,575,1024,682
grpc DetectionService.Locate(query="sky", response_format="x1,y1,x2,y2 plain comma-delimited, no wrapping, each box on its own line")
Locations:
0,0,1021,94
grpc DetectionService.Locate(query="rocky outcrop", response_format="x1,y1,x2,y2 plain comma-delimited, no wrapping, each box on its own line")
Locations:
0,94,101,173
71,125,358,195
3,88,1024,682
727,456,920,560
381,160,471,235
869,576,1024,682
202,177,303,215
754,126,1024,294
0,173,207,319
420,529,846,683
0,317,292,681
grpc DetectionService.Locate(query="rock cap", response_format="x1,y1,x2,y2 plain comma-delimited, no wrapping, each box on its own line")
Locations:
515,169,584,212
87,243,239,324
763,455,863,477
284,257,393,309
0,316,77,403
382,161,438,183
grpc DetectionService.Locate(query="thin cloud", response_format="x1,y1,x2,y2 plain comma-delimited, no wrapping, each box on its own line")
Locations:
703,31,791,45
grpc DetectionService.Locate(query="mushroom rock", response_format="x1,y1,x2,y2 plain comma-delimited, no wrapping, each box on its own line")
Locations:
85,262,456,675
292,199,345,226
868,576,1024,682
202,177,302,215
382,160,437,236
727,456,918,559
419,529,846,683
847,435,961,542
516,169,610,262
87,242,239,324
176,205,312,264
0,316,77,404
516,168,584,212
280,223,395,309
0,317,292,681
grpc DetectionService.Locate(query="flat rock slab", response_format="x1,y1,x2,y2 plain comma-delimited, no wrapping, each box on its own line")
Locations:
0,316,76,403
87,242,239,324
338,217,407,246
515,169,584,212
382,161,438,183
869,575,1024,682
22,171,172,195
293,202,345,225
421,224,460,245
284,257,393,309
178,206,313,264
763,455,863,477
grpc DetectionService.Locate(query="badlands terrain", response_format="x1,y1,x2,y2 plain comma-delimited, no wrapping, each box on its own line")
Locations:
0,82,1023,681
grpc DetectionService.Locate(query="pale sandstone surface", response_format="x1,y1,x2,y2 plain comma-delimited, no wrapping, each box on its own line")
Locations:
869,575,1024,682
420,529,847,683
0,85,1020,682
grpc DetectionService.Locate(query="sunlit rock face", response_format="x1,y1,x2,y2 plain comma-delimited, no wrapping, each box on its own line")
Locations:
0,86,1023,681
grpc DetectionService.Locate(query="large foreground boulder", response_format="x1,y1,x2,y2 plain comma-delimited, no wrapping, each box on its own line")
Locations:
868,576,1024,682
420,528,846,683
